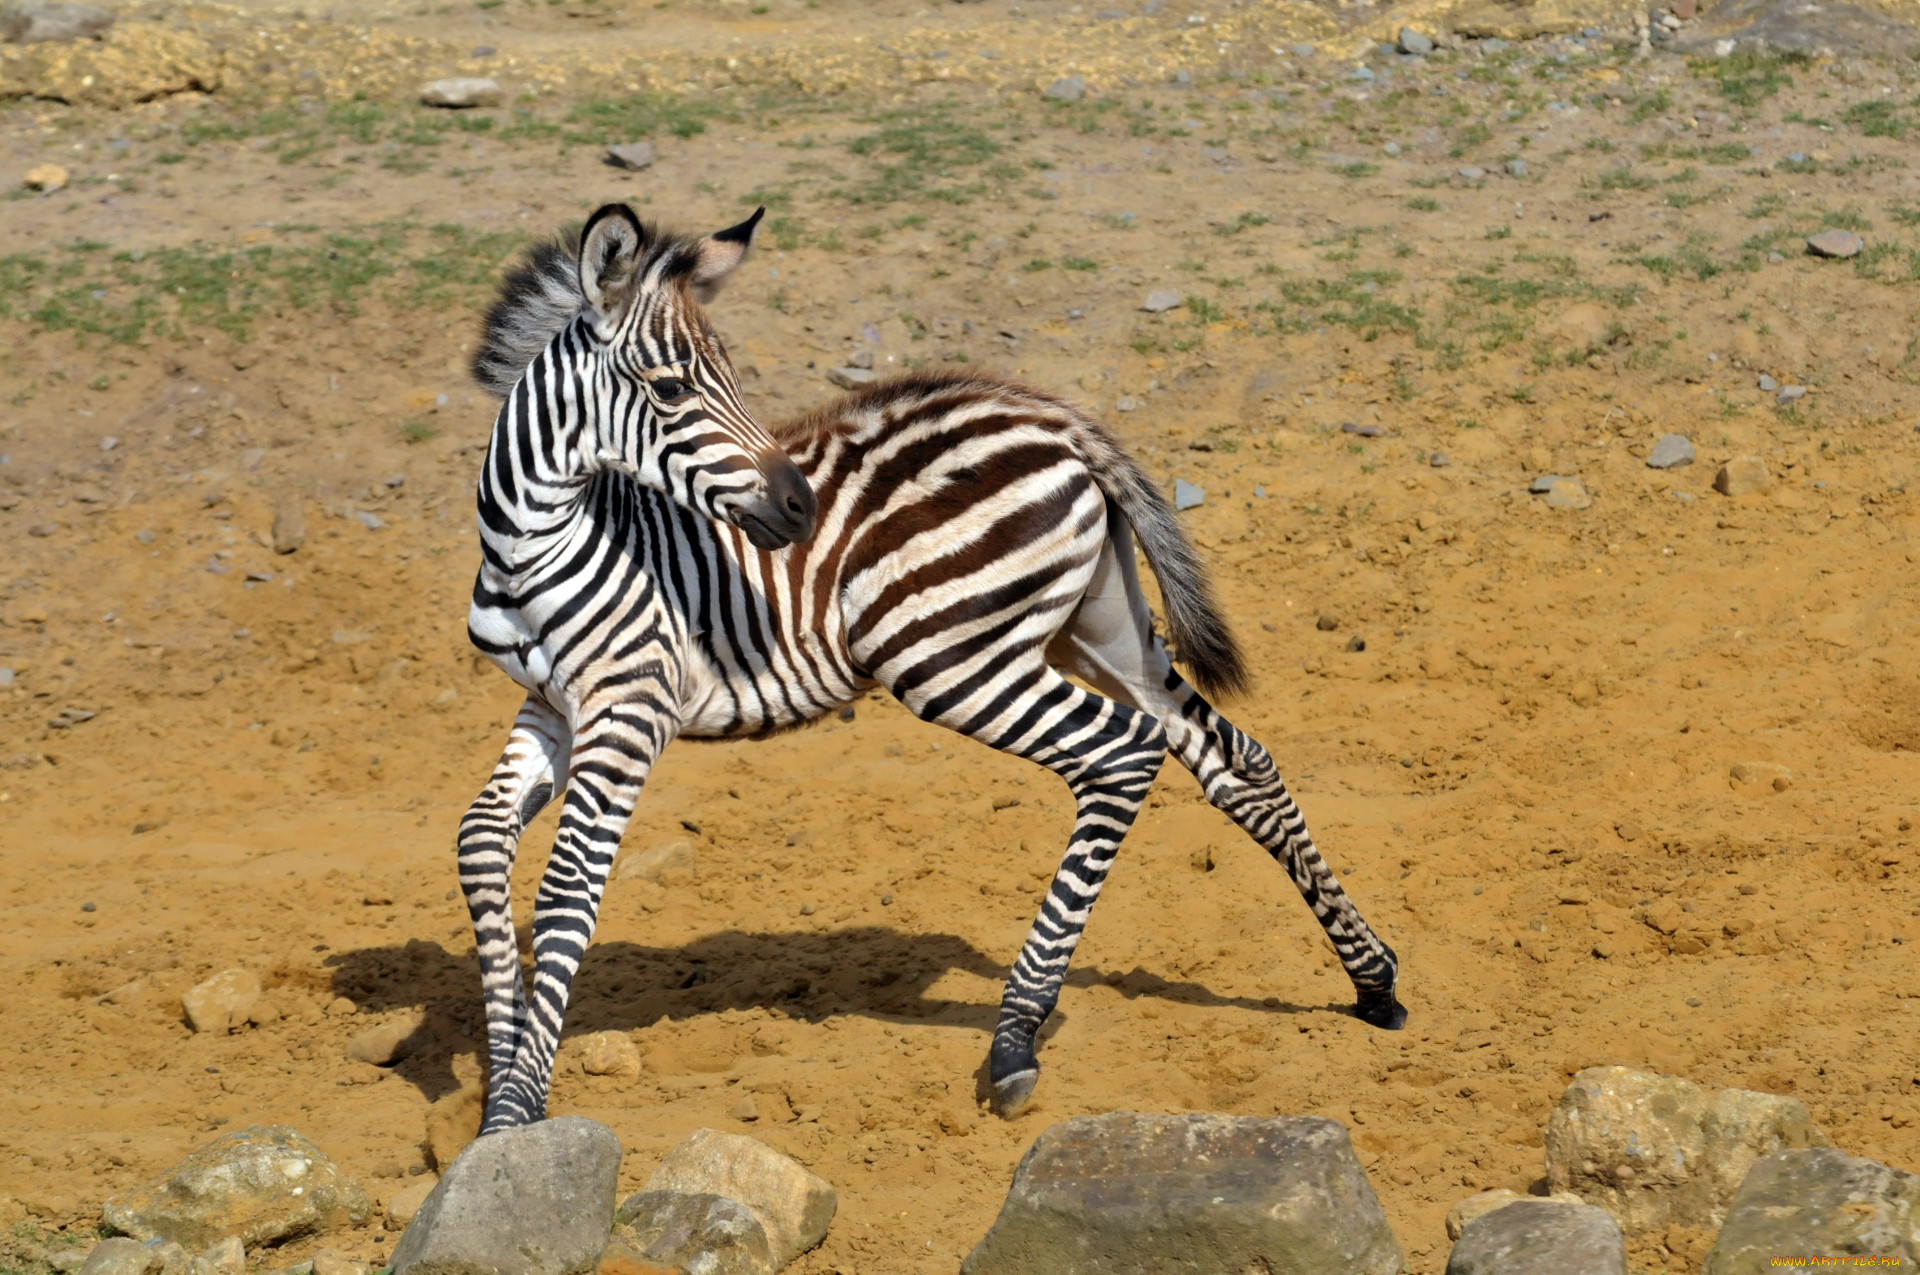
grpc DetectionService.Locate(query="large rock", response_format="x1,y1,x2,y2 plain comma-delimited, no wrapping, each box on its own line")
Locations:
347,1009,427,1065
181,969,260,1033
1445,1189,1581,1240
607,1192,773,1275
1702,1148,1920,1273
1,1,113,43
629,1130,833,1271
104,1126,370,1250
961,1113,1404,1275
419,77,502,108
1545,1067,1829,1235
391,1117,620,1275
1445,1200,1625,1275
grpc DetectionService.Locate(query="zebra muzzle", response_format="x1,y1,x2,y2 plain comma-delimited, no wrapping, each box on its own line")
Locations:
736,456,817,549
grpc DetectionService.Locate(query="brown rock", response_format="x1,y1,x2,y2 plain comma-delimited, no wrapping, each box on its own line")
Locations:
1714,457,1771,497
102,1125,370,1249
578,1030,642,1078
1806,230,1863,259
1729,762,1792,793
23,162,68,192
346,1010,427,1066
384,1175,437,1232
272,499,306,554
181,969,261,1034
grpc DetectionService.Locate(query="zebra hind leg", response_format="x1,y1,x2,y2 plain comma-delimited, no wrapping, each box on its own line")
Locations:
900,664,1168,1117
1050,526,1406,1031
456,698,569,1127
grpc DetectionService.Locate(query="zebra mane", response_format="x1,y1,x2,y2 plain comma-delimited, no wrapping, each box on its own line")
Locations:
470,218,714,399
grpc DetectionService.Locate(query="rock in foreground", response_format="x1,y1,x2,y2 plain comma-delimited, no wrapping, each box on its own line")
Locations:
1446,1200,1625,1275
104,1126,370,1250
962,1112,1404,1275
608,1192,773,1275
628,1130,834,1271
1645,434,1695,470
1545,1066,1828,1235
180,969,260,1034
392,1118,620,1275
1702,1148,1920,1273
419,78,502,108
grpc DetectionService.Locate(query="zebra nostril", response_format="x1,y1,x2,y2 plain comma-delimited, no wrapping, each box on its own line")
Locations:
784,494,805,514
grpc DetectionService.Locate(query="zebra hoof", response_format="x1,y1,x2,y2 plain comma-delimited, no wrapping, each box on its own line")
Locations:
990,1067,1040,1119
1354,987,1408,1030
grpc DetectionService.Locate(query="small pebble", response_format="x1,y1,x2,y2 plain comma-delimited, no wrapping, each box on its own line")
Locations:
1777,385,1807,404
1505,158,1529,177
1383,141,1401,156
1457,166,1486,181
419,77,503,108
1397,26,1433,55
1341,421,1384,437
1317,613,1340,631
81,901,96,912
1173,478,1204,511
1757,374,1779,392
799,902,816,916
1428,450,1451,468
1141,289,1183,313
1345,635,1366,653
605,142,656,171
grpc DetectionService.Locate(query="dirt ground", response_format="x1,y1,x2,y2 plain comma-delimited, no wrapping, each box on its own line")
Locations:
4,6,1920,1273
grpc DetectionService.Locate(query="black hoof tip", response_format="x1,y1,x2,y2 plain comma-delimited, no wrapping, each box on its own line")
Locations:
1355,991,1408,1030
990,1068,1039,1118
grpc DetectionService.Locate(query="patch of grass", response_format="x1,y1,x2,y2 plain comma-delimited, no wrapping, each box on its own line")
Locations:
565,91,716,142
1700,50,1808,107
1062,256,1098,271
1890,203,1920,228
1331,160,1378,179
400,421,437,443
839,106,1003,205
1630,90,1673,123
1406,196,1439,212
1187,296,1227,323
1484,225,1511,241
1021,258,1051,272
1584,137,1617,153
1842,99,1916,139
1595,165,1654,193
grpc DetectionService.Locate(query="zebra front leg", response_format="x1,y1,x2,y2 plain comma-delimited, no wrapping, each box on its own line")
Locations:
482,701,674,1132
972,675,1169,1117
458,697,570,1114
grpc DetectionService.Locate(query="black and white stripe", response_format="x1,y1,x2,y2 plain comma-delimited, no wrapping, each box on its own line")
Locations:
456,203,1404,1133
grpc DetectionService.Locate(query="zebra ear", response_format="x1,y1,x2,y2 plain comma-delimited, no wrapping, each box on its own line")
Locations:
579,204,647,333
687,206,763,303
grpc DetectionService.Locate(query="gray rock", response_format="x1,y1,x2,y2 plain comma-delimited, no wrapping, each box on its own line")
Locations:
1481,37,1508,51
392,1117,621,1275
419,78,503,108
1141,289,1183,313
1446,1201,1626,1275
0,1,113,43
1645,434,1695,469
272,498,306,555
1397,26,1434,54
1702,1148,1920,1273
604,142,655,171
49,1255,85,1274
1043,76,1086,102
1458,166,1486,180
202,1238,244,1275
1807,229,1863,258
1291,43,1316,56
1777,384,1807,404
1756,374,1779,392
1349,66,1376,82
961,1113,1403,1275
1342,422,1384,437
1528,474,1573,494
608,1193,773,1275
353,510,385,531
1767,250,1784,263
1446,1190,1583,1241
628,1129,835,1271
1383,141,1400,156
1173,479,1204,511
1505,159,1529,177
1429,450,1451,468
826,367,876,390
1545,1066,1828,1236
180,970,260,1034
104,1126,371,1250
846,347,874,370
77,1239,154,1275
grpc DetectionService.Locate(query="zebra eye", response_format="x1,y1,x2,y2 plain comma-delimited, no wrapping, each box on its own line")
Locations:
650,377,691,401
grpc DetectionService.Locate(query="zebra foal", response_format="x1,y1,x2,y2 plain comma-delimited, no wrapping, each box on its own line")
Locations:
457,201,1405,1134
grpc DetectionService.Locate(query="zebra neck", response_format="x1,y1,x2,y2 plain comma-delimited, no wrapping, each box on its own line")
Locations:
476,365,601,581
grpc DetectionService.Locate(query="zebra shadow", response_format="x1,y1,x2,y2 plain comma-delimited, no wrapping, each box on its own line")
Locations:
321,928,1325,1105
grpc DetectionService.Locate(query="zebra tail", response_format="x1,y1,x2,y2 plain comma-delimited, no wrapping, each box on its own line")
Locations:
1076,423,1249,699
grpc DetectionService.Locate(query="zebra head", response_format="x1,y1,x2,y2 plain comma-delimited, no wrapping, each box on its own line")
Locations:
575,203,816,550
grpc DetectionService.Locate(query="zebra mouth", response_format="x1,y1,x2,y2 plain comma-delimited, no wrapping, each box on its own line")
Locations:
737,510,798,551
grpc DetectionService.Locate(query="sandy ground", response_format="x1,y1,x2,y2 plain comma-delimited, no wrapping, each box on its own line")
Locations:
4,12,1920,1274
